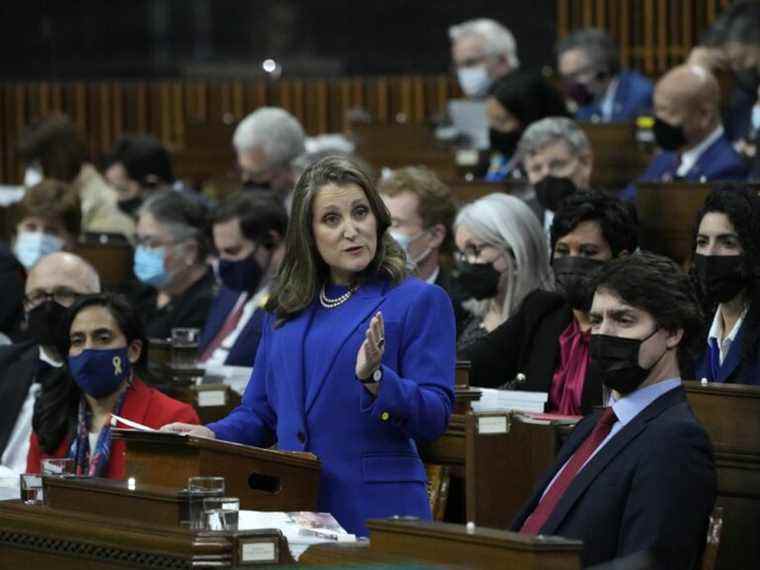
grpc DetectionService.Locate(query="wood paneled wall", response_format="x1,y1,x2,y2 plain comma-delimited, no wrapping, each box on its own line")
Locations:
557,0,733,76
0,76,459,184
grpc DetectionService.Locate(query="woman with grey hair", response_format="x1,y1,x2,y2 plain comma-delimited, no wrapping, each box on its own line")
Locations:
454,193,553,352
133,190,215,339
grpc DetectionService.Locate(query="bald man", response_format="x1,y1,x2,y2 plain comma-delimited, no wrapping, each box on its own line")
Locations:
0,252,100,477
621,65,747,200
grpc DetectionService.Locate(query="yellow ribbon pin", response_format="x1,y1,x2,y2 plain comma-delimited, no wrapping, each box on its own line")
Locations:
113,356,123,375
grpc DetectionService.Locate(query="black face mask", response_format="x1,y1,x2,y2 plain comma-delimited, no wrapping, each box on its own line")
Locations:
589,327,664,395
552,256,606,311
653,117,687,151
693,253,749,304
564,80,595,107
534,176,577,212
489,128,522,158
26,300,68,348
455,261,501,300
217,251,265,292
118,196,143,218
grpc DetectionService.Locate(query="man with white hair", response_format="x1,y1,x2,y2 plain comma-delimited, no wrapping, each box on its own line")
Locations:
233,107,306,202
0,252,100,477
621,65,747,201
449,18,519,98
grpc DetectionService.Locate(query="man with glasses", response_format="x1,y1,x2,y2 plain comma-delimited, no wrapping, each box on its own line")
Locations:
0,252,100,477
516,117,594,233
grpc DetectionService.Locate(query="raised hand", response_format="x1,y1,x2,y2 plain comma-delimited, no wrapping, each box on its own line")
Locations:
355,311,385,380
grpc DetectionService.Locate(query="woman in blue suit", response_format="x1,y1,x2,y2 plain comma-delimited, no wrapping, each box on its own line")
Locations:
164,156,456,535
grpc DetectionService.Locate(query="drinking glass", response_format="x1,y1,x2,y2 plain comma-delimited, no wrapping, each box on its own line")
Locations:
184,476,225,530
19,473,44,505
202,496,240,531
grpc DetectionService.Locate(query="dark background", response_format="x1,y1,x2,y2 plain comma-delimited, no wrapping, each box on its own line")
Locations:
0,1,557,79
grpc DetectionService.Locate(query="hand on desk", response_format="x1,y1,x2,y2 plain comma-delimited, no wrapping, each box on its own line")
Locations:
160,422,216,439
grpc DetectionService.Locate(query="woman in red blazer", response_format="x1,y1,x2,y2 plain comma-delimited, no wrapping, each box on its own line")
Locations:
27,293,199,478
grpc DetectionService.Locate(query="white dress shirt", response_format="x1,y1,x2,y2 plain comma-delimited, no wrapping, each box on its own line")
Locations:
677,126,724,178
707,304,748,365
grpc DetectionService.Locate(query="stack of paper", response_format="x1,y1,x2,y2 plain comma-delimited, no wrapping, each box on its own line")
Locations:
238,511,356,561
471,388,548,413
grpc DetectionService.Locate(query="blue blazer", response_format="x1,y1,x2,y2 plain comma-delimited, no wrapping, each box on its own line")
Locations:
694,317,760,385
575,71,653,123
511,386,715,569
207,278,456,536
198,286,265,367
620,132,748,201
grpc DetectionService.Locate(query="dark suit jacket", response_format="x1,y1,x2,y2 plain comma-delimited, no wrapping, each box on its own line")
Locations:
694,306,760,385
511,386,716,569
724,86,756,142
620,132,748,201
461,289,604,414
576,71,653,123
0,244,25,339
0,341,40,457
434,266,468,337
198,286,266,367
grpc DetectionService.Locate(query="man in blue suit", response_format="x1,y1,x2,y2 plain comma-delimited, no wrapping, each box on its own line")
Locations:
557,28,653,123
199,192,287,368
621,65,748,201
513,252,716,569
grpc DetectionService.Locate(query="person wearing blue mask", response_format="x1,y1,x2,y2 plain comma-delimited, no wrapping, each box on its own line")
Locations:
198,191,287,367
26,293,199,478
12,179,80,270
132,190,215,340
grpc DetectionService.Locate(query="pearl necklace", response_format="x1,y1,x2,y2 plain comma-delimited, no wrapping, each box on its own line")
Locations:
319,283,357,309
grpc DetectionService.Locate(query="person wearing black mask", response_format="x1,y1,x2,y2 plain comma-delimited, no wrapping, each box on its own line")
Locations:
461,190,638,415
453,193,553,353
27,293,199,477
198,191,287,368
692,188,760,385
513,252,715,570
484,70,568,182
620,65,747,201
516,117,594,234
0,252,100,477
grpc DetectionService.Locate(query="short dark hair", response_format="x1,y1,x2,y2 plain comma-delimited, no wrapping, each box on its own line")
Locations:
15,179,82,237
556,28,621,77
139,190,211,261
488,70,569,127
17,114,87,183
111,134,175,187
212,191,288,247
550,190,639,257
591,251,704,372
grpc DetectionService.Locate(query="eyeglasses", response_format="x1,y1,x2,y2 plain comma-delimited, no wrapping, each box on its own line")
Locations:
135,235,178,250
454,243,495,264
24,287,82,310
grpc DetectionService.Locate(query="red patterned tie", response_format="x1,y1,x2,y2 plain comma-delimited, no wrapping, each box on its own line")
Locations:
199,294,248,362
520,406,618,534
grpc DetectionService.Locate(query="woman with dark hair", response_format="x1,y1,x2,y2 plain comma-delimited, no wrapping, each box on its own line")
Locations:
693,188,760,384
164,155,456,536
27,293,199,477
484,70,568,181
462,190,638,415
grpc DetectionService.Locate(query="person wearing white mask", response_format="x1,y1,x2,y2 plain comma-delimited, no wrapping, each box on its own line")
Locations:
12,180,80,270
449,18,519,99
379,166,466,333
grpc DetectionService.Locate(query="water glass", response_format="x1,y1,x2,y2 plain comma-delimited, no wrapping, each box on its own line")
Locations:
19,473,44,505
185,476,225,530
171,327,200,369
202,496,240,531
41,458,75,477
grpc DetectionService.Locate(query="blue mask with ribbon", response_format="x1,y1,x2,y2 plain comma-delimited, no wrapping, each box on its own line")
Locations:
68,347,131,399
133,245,170,287
217,253,264,292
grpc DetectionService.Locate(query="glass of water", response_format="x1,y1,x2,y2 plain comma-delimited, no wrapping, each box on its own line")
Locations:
185,476,225,530
171,327,200,369
202,496,240,531
19,473,44,505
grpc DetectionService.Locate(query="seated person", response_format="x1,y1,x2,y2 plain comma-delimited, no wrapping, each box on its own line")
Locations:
461,191,638,415
27,293,199,477
132,190,215,339
693,188,760,384
17,114,135,238
11,179,80,269
621,65,748,201
557,28,653,123
0,243,24,342
516,117,594,231
378,166,467,332
484,71,568,181
199,191,287,367
0,252,100,477
454,193,553,353
512,252,716,570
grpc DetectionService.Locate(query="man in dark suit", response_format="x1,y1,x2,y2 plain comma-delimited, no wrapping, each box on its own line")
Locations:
0,252,100,477
512,252,716,569
198,191,287,368
621,65,747,201
557,28,653,123
378,166,467,333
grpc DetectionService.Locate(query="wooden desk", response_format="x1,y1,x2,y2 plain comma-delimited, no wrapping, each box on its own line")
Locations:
74,240,134,290
580,122,650,191
685,381,760,570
